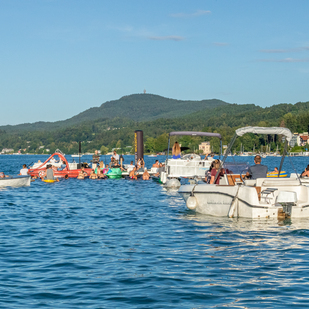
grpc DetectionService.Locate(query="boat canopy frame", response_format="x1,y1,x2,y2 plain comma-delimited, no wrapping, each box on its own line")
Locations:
167,131,222,163
214,126,293,183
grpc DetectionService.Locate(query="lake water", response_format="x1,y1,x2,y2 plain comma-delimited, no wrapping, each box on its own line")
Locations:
1,154,309,308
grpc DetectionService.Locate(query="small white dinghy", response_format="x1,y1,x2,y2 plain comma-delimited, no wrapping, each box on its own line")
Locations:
0,175,31,188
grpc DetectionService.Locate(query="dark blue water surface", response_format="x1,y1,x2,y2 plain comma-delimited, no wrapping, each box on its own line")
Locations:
1,154,309,308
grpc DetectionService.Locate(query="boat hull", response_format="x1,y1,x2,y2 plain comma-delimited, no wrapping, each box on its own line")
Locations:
179,181,309,219
0,175,31,188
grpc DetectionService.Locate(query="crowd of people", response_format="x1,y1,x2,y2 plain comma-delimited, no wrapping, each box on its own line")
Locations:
13,149,166,182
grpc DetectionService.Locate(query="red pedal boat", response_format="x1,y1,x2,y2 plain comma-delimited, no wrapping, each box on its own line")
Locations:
28,150,92,178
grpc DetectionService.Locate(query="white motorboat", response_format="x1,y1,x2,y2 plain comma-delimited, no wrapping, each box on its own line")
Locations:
71,154,83,158
178,126,309,219
159,131,222,184
0,175,31,188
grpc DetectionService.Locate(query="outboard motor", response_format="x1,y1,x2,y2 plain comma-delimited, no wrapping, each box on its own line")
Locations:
276,191,297,218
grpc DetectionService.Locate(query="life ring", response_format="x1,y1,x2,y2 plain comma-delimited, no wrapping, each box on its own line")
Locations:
267,171,287,178
38,170,45,178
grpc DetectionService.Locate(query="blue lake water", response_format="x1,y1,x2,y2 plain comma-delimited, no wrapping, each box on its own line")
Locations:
1,154,309,308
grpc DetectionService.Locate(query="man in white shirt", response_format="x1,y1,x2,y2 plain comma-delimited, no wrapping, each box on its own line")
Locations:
19,164,28,175
112,150,119,161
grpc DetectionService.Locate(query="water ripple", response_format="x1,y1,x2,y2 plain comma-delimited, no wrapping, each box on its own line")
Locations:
1,155,309,308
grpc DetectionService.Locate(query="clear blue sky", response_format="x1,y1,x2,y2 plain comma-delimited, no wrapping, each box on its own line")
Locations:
1,0,309,125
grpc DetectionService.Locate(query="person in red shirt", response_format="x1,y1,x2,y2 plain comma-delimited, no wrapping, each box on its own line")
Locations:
209,159,224,184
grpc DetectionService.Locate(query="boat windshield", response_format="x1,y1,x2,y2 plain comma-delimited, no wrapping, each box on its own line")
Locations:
223,162,250,174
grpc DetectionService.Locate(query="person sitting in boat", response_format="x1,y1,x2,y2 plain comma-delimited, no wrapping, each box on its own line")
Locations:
152,160,160,168
142,168,150,180
209,160,224,184
205,161,215,183
129,166,138,180
246,155,268,179
57,160,67,171
50,157,58,164
137,158,145,172
204,153,215,162
126,161,135,172
301,165,309,177
0,172,8,178
172,141,181,159
109,157,118,168
112,150,119,161
89,169,98,179
19,164,29,175
273,167,279,173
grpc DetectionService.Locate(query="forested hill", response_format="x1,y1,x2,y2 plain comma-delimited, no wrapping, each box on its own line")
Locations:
0,94,229,133
1,96,309,154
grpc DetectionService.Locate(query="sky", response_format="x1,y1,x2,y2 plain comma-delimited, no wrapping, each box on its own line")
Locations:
1,0,309,126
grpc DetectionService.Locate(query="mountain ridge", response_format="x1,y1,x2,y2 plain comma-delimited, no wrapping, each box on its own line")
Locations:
0,93,229,132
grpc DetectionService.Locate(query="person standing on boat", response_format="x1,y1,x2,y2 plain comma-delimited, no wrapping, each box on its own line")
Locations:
92,150,100,169
172,142,181,159
246,155,268,179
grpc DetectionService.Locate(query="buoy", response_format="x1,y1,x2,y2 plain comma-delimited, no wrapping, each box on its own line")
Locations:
43,179,55,183
186,196,198,210
165,178,181,189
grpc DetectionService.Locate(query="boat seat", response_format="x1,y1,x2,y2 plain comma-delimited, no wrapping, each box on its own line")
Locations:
260,188,278,204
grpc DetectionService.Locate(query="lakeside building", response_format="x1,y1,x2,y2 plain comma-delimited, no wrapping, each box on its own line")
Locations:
199,142,211,154
1,148,14,154
287,132,309,147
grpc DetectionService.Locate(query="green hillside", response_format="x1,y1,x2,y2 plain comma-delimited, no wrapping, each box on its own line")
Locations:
1,95,309,155
0,94,229,133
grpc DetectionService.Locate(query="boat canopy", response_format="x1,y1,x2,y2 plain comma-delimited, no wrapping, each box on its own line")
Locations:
169,131,222,139
235,126,293,142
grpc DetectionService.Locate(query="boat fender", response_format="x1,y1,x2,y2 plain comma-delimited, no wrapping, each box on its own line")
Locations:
160,172,167,184
165,178,181,189
186,196,198,210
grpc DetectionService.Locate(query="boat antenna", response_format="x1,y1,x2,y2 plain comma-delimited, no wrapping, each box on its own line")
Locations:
278,140,288,177
79,141,81,167
166,134,171,165
214,133,237,184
